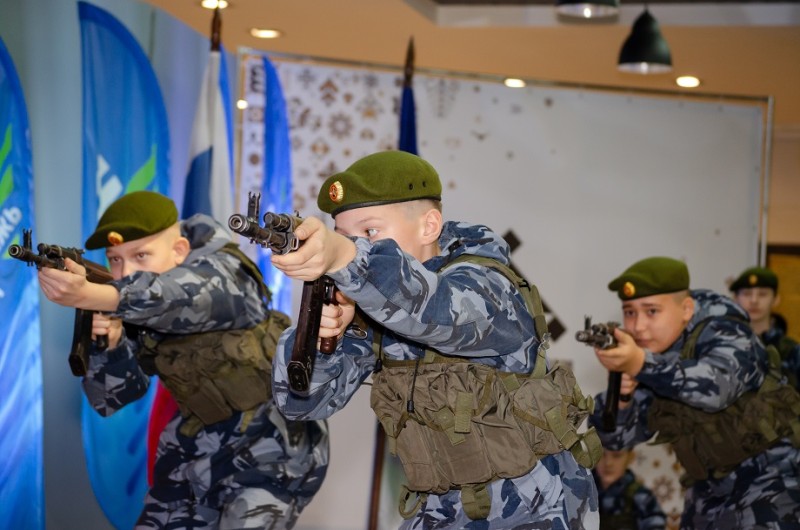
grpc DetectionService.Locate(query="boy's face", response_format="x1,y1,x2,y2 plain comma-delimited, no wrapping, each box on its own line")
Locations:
622,292,694,353
333,202,431,262
105,226,188,280
734,287,778,324
595,449,634,488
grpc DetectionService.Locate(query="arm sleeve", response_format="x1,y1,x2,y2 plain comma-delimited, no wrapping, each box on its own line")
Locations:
635,318,766,412
81,337,150,416
111,252,266,333
272,326,376,421
589,387,655,449
328,238,537,357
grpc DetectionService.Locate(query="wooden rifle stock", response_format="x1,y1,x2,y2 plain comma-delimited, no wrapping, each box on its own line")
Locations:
9,229,113,376
229,192,340,396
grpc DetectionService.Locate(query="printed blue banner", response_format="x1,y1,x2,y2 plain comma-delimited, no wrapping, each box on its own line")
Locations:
260,56,293,314
0,35,44,530
79,2,170,528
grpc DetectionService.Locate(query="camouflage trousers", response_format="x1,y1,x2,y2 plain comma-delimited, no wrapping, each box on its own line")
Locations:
681,440,800,530
400,452,599,530
135,404,329,530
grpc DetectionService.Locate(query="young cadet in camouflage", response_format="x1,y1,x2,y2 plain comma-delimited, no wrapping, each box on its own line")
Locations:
731,266,800,388
593,448,666,530
269,151,601,529
589,256,800,529
37,191,329,529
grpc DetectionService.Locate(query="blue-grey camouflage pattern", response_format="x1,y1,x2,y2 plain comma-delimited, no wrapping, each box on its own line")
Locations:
82,214,329,529
273,221,599,529
761,320,800,389
590,289,800,529
593,470,666,530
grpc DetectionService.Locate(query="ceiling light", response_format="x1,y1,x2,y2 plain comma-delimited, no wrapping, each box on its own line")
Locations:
250,28,282,39
236,99,248,109
200,0,228,9
618,9,672,74
676,76,701,88
504,78,526,88
556,0,619,19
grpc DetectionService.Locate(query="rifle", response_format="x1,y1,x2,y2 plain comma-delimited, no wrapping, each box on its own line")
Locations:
229,192,338,396
575,316,626,431
9,229,114,376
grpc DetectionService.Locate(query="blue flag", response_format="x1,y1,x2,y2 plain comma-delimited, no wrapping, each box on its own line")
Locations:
78,2,170,528
399,84,418,155
260,56,293,315
0,35,44,530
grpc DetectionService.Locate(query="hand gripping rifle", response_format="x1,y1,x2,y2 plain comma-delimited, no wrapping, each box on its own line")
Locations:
575,316,625,431
9,229,113,376
229,192,338,396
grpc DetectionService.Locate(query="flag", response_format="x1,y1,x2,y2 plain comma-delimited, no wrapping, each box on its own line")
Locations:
0,35,44,530
259,55,293,314
145,6,236,486
79,2,170,527
181,7,234,224
399,37,418,155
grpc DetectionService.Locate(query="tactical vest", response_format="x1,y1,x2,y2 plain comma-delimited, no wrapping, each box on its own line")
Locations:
599,479,641,530
765,333,799,389
368,254,602,520
647,317,800,482
135,243,291,437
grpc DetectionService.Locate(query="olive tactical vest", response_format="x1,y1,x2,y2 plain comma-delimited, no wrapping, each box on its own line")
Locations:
135,243,291,437
368,254,602,520
648,317,800,482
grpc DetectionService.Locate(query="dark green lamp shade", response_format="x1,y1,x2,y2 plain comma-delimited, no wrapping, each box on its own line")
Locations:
618,10,672,74
556,0,619,18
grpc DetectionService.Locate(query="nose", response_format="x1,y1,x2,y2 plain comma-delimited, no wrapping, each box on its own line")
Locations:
121,261,138,278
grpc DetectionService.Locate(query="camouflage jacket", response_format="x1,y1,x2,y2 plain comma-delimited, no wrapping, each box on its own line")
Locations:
82,214,270,412
274,221,598,527
591,290,800,528
594,470,666,530
591,289,767,449
80,214,329,507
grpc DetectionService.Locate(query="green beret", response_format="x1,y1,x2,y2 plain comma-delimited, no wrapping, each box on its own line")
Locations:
317,151,442,216
85,191,178,250
730,266,778,292
608,256,690,301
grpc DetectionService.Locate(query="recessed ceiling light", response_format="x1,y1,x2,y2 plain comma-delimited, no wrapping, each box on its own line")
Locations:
201,0,228,9
236,99,248,110
250,28,282,39
676,75,701,88
504,78,526,88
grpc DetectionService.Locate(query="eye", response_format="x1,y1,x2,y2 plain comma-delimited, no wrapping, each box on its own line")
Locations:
623,309,635,318
136,252,148,260
365,228,378,238
107,256,120,263
646,308,659,316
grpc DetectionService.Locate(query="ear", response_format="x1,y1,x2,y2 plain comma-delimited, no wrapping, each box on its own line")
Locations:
681,295,695,324
420,208,443,245
772,293,781,309
172,236,191,266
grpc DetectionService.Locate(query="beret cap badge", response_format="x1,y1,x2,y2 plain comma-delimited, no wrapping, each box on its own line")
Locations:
107,231,124,246
748,274,758,286
329,181,344,203
622,281,636,298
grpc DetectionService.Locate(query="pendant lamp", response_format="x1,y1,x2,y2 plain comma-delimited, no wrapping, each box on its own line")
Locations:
618,9,672,74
